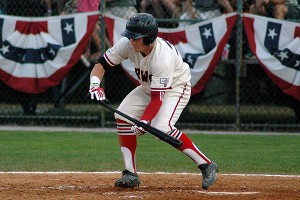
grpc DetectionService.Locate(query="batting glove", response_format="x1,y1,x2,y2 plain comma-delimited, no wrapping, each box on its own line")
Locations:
131,120,149,136
89,76,106,101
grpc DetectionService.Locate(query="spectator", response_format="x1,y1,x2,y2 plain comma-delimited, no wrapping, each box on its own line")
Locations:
139,0,181,19
5,0,55,114
105,0,138,19
42,0,53,16
56,0,67,14
104,0,138,49
62,0,101,62
61,0,77,14
0,0,6,14
7,0,53,16
229,0,251,12
77,0,101,61
77,0,99,12
18,92,38,115
285,0,300,20
249,0,287,19
178,0,234,27
246,0,299,59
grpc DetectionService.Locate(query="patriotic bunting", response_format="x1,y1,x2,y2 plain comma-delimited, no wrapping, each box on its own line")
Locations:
243,13,300,100
0,11,99,93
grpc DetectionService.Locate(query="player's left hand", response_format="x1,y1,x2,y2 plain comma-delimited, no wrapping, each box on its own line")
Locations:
89,84,106,101
131,120,148,136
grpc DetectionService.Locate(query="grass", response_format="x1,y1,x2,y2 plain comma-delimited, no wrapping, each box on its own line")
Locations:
0,130,299,174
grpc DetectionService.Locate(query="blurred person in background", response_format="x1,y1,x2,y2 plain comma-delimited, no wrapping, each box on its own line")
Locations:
249,0,287,19
139,0,181,27
178,0,234,27
5,0,53,115
246,0,298,59
62,0,101,62
77,0,101,62
7,0,52,16
105,0,138,19
139,0,181,19
284,0,300,19
56,0,67,14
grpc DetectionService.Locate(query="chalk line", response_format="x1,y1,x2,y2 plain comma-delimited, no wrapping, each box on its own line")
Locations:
0,171,299,178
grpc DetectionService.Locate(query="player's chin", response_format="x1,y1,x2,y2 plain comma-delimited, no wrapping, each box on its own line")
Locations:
132,47,140,52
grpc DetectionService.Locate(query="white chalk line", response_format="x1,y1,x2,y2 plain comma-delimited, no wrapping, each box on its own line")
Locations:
198,191,259,195
0,171,299,178
39,185,262,197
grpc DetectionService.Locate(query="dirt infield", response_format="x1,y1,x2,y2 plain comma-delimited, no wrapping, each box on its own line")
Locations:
0,172,299,200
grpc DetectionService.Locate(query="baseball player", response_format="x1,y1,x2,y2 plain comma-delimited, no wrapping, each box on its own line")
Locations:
89,13,218,190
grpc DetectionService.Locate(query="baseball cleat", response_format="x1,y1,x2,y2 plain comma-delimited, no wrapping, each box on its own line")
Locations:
115,170,140,188
198,161,218,190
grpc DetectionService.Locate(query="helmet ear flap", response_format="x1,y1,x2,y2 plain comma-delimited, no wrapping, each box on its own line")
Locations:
143,26,158,46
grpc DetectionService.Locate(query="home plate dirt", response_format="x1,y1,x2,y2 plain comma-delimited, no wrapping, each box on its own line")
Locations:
0,172,299,200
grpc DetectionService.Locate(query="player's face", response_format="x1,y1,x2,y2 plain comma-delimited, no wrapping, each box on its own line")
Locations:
130,38,147,52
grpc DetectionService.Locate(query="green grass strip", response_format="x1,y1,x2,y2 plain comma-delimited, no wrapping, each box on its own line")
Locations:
0,131,299,174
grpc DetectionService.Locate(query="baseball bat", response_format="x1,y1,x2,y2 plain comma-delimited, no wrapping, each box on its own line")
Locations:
97,100,183,149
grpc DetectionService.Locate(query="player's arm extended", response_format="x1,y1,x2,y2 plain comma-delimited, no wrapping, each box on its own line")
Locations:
91,54,116,80
132,90,163,135
89,56,113,101
140,90,163,122
90,63,105,80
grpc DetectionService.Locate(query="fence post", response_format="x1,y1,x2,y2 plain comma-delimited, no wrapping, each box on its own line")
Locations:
235,0,243,131
99,0,106,127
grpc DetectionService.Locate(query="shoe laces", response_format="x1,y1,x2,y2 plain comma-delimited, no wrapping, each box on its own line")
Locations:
122,170,138,180
200,164,214,179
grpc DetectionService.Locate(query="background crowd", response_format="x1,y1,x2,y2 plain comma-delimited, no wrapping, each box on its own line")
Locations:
0,0,299,116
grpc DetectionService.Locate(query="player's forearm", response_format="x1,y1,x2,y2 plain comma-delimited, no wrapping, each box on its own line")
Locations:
140,91,162,122
90,63,105,81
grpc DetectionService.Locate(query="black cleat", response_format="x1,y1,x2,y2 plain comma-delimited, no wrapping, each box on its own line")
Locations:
198,161,218,190
115,170,140,188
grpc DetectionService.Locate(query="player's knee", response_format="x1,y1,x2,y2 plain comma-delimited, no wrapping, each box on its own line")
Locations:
114,113,133,125
150,122,171,134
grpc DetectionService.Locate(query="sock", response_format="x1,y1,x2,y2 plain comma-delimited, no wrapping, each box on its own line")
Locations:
169,129,211,165
116,119,137,173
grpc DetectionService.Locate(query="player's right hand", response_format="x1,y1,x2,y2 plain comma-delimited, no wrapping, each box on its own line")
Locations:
89,84,106,101
131,120,149,136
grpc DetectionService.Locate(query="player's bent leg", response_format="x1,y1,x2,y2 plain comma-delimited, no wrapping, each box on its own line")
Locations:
115,119,140,188
169,129,218,189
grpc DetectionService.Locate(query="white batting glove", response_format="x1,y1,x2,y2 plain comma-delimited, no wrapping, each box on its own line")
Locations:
131,120,148,136
89,76,106,101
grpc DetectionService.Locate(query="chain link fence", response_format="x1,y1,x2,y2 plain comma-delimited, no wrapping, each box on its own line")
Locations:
0,0,299,131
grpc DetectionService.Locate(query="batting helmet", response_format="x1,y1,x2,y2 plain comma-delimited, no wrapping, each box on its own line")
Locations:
121,13,158,46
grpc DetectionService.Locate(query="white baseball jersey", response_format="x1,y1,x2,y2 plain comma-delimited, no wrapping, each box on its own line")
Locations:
104,37,191,93
104,37,192,132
